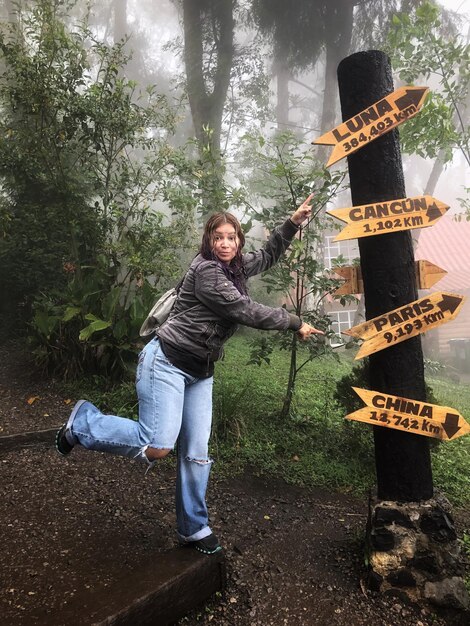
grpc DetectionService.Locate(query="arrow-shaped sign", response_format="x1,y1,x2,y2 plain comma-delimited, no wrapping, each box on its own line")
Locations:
343,291,465,359
327,195,449,242
442,413,461,439
346,387,470,441
313,86,429,167
426,202,444,221
416,260,448,290
395,89,426,111
333,266,363,296
333,260,447,296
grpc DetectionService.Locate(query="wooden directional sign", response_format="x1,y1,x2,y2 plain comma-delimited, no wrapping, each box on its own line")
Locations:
333,266,363,296
327,195,449,242
343,291,465,359
346,387,470,441
416,260,448,290
333,260,447,296
313,86,429,167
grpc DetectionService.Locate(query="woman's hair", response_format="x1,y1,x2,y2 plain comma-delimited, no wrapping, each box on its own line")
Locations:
199,212,247,294
199,212,245,261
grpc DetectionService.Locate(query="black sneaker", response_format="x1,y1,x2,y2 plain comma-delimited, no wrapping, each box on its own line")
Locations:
55,424,74,456
191,533,222,555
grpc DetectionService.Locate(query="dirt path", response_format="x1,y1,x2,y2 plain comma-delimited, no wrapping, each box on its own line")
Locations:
0,341,468,625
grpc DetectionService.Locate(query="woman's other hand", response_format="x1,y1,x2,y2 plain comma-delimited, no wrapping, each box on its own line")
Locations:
290,193,314,226
297,322,324,341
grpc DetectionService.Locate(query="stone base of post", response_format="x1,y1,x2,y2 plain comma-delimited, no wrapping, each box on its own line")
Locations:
365,491,469,610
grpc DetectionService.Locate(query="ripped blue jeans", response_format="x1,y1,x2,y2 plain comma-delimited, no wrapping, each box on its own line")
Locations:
69,338,214,542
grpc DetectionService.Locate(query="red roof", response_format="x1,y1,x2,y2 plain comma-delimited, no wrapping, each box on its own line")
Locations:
415,214,470,292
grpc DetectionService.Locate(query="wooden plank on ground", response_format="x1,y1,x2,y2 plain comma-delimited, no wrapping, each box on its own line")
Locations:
72,548,225,626
0,428,58,452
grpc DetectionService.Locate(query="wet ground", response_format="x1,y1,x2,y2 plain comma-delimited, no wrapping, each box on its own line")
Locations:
1,341,469,625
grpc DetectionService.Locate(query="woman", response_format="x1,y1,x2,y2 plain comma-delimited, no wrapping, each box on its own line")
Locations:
56,194,323,554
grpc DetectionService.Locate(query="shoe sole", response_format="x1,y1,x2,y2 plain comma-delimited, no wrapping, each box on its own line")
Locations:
55,425,73,456
194,544,223,555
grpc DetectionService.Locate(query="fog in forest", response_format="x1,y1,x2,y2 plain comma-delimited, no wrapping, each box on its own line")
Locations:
1,0,469,374
78,0,470,202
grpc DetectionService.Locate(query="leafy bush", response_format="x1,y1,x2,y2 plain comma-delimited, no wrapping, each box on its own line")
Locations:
0,0,196,377
28,260,156,379
0,3,103,315
334,359,438,412
334,361,370,415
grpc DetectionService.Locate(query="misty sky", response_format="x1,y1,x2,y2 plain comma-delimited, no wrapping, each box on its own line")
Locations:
442,0,469,14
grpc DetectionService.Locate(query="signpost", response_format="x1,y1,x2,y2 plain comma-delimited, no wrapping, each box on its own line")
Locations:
323,51,469,606
347,387,470,441
333,51,433,503
313,86,429,167
333,260,446,295
343,291,465,359
327,195,449,241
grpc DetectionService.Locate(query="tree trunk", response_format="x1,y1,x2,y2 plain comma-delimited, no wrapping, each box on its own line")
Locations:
337,50,433,502
183,0,234,156
424,157,444,196
417,86,469,238
281,334,298,419
113,0,128,43
182,0,234,216
274,58,290,129
318,0,354,160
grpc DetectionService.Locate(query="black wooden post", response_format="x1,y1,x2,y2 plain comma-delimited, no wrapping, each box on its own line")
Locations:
337,51,433,501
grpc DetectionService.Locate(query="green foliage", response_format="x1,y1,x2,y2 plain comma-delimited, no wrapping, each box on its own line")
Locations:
386,1,470,168
222,338,470,504
62,376,139,420
334,361,370,415
212,375,250,451
28,259,156,379
236,130,351,416
334,359,438,416
25,207,193,380
425,375,470,503
190,131,231,220
251,0,324,70
0,0,197,378
0,0,101,309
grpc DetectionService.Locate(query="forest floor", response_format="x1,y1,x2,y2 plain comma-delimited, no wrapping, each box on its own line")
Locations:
0,340,469,626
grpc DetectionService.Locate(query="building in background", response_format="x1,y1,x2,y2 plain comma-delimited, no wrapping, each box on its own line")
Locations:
415,215,470,369
323,234,360,346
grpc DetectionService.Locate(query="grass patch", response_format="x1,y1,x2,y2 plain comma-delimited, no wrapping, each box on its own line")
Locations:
426,376,470,505
212,338,470,505
211,337,375,495
61,376,139,420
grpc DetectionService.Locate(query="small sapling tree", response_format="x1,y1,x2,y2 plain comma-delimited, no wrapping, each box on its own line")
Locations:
237,131,351,418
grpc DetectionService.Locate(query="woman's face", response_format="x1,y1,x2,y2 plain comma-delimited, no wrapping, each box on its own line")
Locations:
212,223,239,263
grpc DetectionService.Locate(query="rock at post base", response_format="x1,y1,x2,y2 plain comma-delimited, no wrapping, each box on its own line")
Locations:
366,492,469,610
